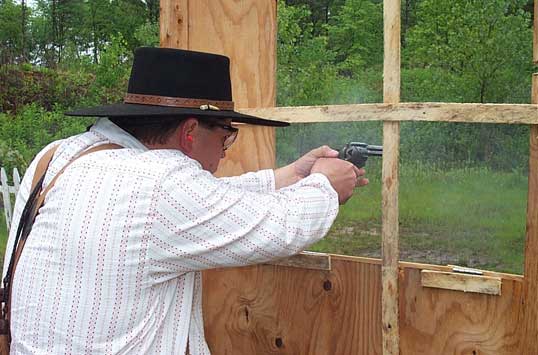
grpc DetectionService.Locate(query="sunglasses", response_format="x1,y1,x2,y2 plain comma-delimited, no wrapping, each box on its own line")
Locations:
198,120,239,150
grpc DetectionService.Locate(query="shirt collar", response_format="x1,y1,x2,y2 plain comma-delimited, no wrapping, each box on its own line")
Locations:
90,118,149,151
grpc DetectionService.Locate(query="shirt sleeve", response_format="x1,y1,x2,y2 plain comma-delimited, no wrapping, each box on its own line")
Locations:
218,169,275,193
147,166,339,278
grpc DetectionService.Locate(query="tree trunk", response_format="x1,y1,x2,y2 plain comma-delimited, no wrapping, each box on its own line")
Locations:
91,3,98,64
51,0,58,66
21,0,26,62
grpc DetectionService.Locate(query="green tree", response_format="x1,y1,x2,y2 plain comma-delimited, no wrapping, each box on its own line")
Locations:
285,0,345,35
0,0,23,64
399,0,533,169
277,0,340,106
404,0,532,103
328,0,383,74
84,0,115,64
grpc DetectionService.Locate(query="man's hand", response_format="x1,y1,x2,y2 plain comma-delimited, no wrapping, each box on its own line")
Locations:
275,146,339,189
311,158,368,204
293,145,339,178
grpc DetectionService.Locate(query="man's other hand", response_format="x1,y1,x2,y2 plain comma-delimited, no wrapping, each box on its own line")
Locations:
293,145,339,179
311,158,368,204
275,145,339,189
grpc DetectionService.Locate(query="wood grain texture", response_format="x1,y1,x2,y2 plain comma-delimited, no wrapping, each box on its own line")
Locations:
266,251,332,271
421,270,502,296
239,102,538,124
186,1,277,176
381,121,400,355
202,257,524,355
383,0,400,104
203,259,383,355
401,268,523,355
522,73,538,354
382,0,401,352
159,0,188,48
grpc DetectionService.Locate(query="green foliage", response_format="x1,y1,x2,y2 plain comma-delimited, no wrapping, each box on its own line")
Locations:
0,0,23,64
134,21,159,47
328,0,383,73
404,0,532,103
0,64,94,112
277,0,340,106
284,0,346,35
400,121,529,171
276,0,383,165
0,104,91,172
89,34,132,104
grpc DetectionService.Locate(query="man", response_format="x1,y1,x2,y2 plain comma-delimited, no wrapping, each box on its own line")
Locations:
3,47,367,354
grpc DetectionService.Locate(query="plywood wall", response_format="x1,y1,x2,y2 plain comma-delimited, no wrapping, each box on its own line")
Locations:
203,257,383,354
202,257,523,354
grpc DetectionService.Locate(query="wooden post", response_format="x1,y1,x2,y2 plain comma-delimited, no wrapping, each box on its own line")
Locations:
160,0,189,49
522,2,538,351
159,0,277,175
523,74,538,354
382,0,400,354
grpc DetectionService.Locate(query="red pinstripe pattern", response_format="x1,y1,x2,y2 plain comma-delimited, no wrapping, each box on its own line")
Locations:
105,178,142,350
4,118,339,355
65,165,105,354
84,174,123,353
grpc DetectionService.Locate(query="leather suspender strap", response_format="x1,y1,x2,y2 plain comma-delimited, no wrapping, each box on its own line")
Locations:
0,143,122,340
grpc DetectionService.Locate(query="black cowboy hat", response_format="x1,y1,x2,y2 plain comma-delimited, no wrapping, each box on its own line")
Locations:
66,47,289,127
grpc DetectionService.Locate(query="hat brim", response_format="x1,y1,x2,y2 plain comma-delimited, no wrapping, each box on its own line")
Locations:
65,103,289,127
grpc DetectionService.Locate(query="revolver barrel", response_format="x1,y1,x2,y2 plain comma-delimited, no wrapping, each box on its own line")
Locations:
365,144,382,156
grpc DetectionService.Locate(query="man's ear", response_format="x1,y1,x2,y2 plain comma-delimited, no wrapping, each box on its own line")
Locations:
178,118,198,153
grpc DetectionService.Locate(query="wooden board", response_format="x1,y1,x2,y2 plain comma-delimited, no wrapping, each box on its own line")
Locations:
381,121,400,355
202,256,524,354
421,270,502,296
266,251,332,271
159,0,189,49
186,1,277,176
239,102,538,125
382,0,401,353
522,73,538,354
401,267,523,354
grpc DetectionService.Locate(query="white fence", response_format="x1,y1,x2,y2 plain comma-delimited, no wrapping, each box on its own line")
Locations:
0,167,21,233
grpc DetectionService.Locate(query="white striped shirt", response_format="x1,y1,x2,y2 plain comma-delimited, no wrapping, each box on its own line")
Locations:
3,118,339,354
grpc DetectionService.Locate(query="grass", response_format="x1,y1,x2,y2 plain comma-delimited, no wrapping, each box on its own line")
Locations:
309,162,527,275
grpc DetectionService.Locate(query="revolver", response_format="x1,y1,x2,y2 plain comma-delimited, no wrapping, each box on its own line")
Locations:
338,142,383,168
